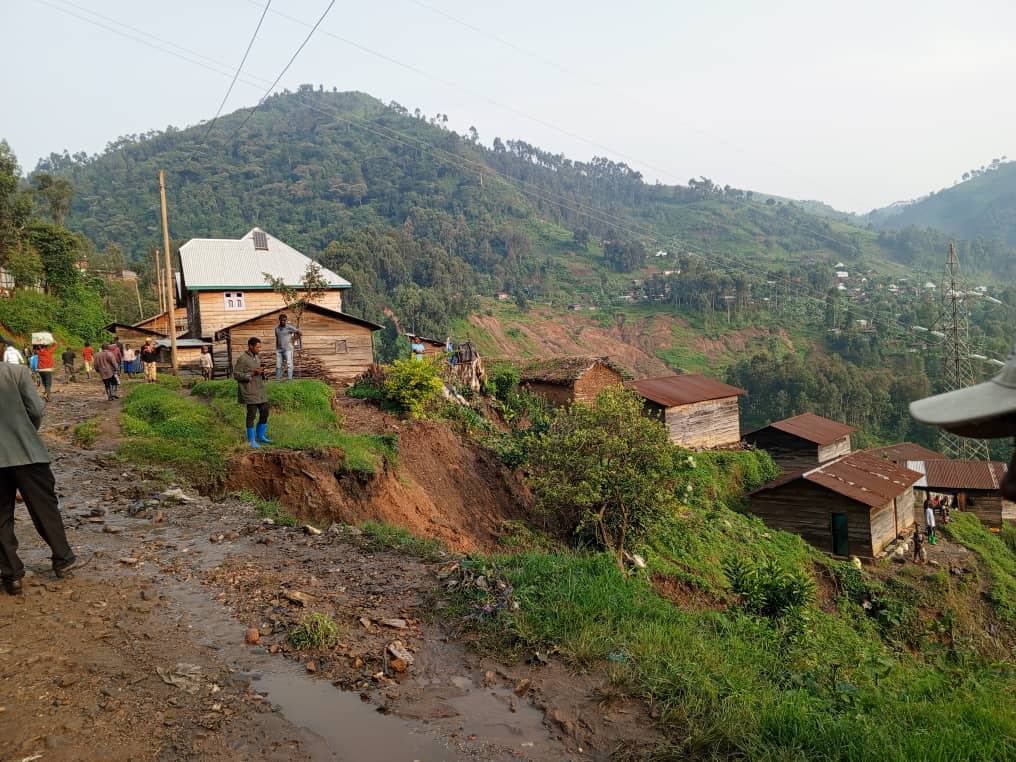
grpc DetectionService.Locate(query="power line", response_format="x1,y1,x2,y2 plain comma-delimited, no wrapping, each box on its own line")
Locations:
233,0,336,135
203,0,272,140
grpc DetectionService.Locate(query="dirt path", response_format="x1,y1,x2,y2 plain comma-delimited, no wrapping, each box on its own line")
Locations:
1,381,650,761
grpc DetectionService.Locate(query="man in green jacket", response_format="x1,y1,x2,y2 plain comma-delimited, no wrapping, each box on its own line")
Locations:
234,336,271,449
0,362,79,595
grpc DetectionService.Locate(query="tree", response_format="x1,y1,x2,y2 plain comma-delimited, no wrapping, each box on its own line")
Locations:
23,221,80,294
31,172,74,226
572,227,590,248
0,140,33,267
529,387,678,569
263,261,329,329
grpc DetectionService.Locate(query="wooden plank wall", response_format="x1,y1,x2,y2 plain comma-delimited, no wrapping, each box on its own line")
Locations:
749,480,876,557
666,396,740,449
135,306,188,336
817,437,852,463
195,290,344,337
111,327,163,348
743,429,819,471
894,487,916,538
573,365,623,404
227,311,374,383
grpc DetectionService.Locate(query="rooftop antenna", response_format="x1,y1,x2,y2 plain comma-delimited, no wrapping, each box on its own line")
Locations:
937,243,989,459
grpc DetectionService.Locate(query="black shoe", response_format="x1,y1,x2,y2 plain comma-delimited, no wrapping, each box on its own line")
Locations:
2,577,23,595
54,556,82,579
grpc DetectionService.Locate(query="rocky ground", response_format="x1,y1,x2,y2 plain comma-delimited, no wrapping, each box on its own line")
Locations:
1,380,656,761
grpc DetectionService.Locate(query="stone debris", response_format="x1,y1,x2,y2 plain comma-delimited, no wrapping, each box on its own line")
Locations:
156,663,203,693
244,627,260,645
303,525,322,536
282,590,314,607
379,618,408,630
386,641,414,666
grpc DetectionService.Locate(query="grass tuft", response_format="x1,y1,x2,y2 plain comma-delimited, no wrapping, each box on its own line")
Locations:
71,418,100,449
288,612,340,650
236,488,298,527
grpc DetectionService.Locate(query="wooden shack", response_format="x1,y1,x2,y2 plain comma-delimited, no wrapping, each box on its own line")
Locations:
154,337,212,377
748,451,921,558
133,307,189,338
217,303,380,384
626,374,745,449
405,333,447,359
906,458,1015,529
520,356,627,406
743,412,854,471
103,322,166,347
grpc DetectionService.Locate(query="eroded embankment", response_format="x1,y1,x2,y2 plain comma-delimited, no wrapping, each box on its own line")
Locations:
225,420,533,553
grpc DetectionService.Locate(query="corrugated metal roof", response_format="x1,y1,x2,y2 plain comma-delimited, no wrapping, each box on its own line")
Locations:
764,412,855,445
869,442,950,463
751,451,922,507
905,459,1008,491
626,374,745,406
179,228,350,290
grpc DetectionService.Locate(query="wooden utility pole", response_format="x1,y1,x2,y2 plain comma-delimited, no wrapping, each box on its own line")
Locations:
158,171,178,370
133,278,144,321
154,247,164,315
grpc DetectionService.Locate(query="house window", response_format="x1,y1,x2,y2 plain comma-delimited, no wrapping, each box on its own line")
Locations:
334,340,348,354
224,291,245,310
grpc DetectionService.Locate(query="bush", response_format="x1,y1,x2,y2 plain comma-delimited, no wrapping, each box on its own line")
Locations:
72,418,100,449
383,358,443,417
288,612,340,650
724,555,816,619
346,365,387,403
484,361,521,401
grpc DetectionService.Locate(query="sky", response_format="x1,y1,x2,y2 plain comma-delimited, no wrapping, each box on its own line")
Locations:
4,0,1016,213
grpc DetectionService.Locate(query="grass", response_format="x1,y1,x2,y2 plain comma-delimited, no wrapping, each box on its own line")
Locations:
357,521,447,562
71,418,100,449
289,612,340,650
236,488,298,527
118,379,398,484
945,512,1016,625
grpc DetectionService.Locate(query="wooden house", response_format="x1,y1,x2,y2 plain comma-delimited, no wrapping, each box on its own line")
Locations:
748,451,921,558
103,322,166,348
519,356,627,406
217,303,381,384
178,228,351,339
133,307,189,337
868,442,949,464
743,413,855,471
405,333,447,359
154,338,213,377
905,458,1015,529
626,374,745,449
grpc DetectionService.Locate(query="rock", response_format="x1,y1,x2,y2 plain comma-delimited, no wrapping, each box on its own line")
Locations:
352,656,364,669
379,618,408,630
282,590,314,607
245,627,261,645
152,511,166,524
386,641,414,666
103,525,122,535
549,707,578,737
305,661,318,674
389,658,409,673
141,589,157,601
118,557,138,566
513,678,531,696
359,617,372,629
483,670,497,686
158,488,196,503
850,556,863,570
88,517,106,524
89,508,106,517
268,644,281,654
303,525,322,536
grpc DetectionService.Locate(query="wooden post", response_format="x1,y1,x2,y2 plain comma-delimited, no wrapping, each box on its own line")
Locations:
133,278,144,322
154,247,164,315
159,171,178,371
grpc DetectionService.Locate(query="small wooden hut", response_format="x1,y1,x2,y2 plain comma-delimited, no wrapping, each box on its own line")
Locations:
104,322,166,347
748,451,921,558
906,458,1015,529
520,356,627,405
404,333,447,359
626,374,745,449
743,412,855,471
133,307,189,338
154,337,212,376
217,303,380,384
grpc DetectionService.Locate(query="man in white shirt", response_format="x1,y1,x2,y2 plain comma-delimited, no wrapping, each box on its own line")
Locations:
2,336,25,364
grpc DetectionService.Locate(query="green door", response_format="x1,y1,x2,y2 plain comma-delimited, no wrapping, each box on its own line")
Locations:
831,513,849,556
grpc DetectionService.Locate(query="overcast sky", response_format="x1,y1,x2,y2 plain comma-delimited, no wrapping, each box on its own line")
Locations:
4,0,1015,212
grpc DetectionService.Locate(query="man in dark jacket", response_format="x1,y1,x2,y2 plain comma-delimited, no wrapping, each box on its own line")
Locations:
0,362,79,595
94,344,119,400
233,336,271,448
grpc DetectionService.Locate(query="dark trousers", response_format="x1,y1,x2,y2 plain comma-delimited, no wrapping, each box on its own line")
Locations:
102,376,118,398
245,403,269,428
0,463,75,581
39,370,53,396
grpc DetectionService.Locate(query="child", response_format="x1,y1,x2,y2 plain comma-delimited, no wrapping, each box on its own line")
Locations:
913,530,927,564
199,346,213,380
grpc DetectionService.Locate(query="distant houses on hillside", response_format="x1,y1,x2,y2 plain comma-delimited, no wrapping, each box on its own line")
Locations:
519,356,629,406
626,375,745,449
743,413,854,471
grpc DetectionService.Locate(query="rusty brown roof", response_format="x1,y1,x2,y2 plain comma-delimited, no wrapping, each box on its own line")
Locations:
868,442,950,463
905,459,1008,491
764,412,855,445
751,451,922,508
626,374,745,407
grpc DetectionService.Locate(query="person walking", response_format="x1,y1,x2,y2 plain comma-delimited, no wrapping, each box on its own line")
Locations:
35,341,56,401
81,342,94,379
0,362,80,595
924,497,937,541
123,345,136,379
199,346,213,380
94,343,119,400
274,314,300,381
234,336,271,448
140,339,158,384
2,336,25,364
61,346,76,382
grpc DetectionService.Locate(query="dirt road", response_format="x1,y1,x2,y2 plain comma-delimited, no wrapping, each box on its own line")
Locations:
1,382,648,761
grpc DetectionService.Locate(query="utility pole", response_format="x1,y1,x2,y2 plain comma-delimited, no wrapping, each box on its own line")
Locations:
133,278,144,322
154,247,165,315
159,171,178,371
938,243,989,459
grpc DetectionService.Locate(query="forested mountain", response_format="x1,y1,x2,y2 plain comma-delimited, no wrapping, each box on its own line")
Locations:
33,88,1016,338
872,158,1016,246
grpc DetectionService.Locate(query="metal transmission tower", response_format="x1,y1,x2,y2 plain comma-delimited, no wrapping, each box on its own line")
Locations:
937,243,990,459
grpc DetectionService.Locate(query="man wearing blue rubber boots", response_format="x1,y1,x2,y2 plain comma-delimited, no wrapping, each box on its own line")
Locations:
234,336,271,449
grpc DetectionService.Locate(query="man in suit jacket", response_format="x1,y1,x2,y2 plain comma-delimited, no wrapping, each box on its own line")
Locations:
0,361,78,595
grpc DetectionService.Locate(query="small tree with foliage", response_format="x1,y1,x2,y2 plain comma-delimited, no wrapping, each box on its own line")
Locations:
263,261,329,330
529,386,677,569
383,358,443,417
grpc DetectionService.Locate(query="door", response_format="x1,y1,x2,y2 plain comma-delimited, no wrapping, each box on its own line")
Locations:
831,513,849,556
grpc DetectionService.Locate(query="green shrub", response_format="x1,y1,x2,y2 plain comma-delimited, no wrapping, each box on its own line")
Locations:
236,489,298,527
288,612,340,650
358,521,445,561
724,555,816,619
72,418,100,449
346,366,387,402
383,358,443,417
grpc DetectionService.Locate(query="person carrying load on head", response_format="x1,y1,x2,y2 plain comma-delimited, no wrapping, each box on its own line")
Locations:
910,344,1016,507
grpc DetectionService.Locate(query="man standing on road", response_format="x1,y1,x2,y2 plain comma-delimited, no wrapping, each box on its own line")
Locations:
0,361,79,595
140,339,159,384
81,342,94,379
911,344,1016,505
61,346,76,382
35,341,56,401
274,314,300,381
924,496,936,541
234,337,271,448
94,343,119,401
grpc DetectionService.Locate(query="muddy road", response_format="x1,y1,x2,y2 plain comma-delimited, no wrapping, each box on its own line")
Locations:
1,382,652,761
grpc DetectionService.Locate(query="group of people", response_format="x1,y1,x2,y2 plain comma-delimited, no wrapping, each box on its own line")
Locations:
913,493,955,562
